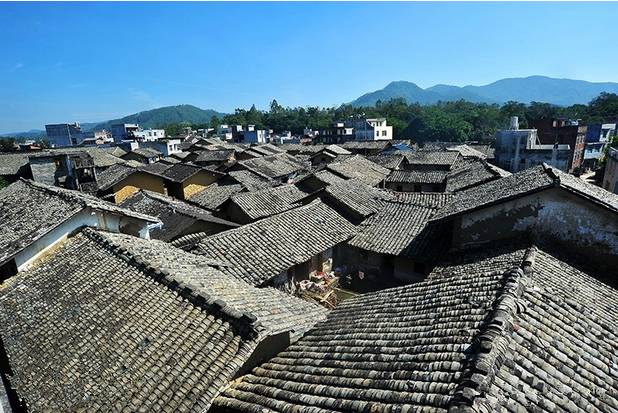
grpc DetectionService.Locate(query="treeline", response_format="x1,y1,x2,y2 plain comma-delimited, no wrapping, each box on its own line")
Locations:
165,92,618,143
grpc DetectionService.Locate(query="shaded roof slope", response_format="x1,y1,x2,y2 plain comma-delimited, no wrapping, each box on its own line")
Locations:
120,190,239,241
230,184,306,221
349,193,452,255
195,200,356,286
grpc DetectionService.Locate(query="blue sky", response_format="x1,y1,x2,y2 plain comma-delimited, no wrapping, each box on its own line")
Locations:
1,2,618,133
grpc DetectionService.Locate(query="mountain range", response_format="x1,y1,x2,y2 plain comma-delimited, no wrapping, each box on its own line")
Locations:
4,76,618,137
351,76,618,107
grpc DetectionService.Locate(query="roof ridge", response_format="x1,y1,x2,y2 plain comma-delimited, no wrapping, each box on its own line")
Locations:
448,247,536,412
81,228,262,339
542,162,561,186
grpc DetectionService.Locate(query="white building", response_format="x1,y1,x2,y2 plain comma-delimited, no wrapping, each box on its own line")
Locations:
140,138,182,156
133,129,166,142
217,124,234,140
350,118,393,141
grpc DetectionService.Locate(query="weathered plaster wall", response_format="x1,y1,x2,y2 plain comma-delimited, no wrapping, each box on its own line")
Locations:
113,173,166,203
454,187,618,273
182,172,218,200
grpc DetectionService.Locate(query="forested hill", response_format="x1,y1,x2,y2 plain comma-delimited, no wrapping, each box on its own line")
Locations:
84,105,227,131
352,76,618,107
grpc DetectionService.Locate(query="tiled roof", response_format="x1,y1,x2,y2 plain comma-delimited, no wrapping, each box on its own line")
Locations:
95,162,165,191
192,149,235,162
92,230,328,337
228,170,276,190
434,164,618,220
161,163,222,182
120,190,239,241
0,229,260,412
385,169,449,184
445,157,509,192
326,155,390,186
213,246,618,413
366,154,405,170
313,169,348,186
195,200,357,286
188,182,245,211
341,140,391,150
348,193,453,255
230,184,306,221
0,179,158,267
277,144,325,155
238,153,306,180
245,144,284,157
323,178,395,219
128,147,161,158
446,144,489,159
102,146,128,158
404,150,460,168
139,161,173,175
53,147,127,169
323,144,352,155
0,153,29,175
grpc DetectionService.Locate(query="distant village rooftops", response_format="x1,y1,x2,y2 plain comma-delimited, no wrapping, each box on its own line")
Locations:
237,153,306,180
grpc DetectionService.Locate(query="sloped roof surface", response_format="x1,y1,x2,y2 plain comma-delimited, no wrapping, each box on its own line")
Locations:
386,169,449,184
323,178,395,218
214,246,618,413
366,154,405,170
120,190,238,241
326,155,390,186
96,231,328,337
341,140,391,150
349,193,453,255
434,164,618,220
0,153,29,175
404,150,459,167
96,163,140,190
239,153,305,179
0,179,157,265
189,182,245,211
446,157,508,192
230,184,306,221
195,200,356,286
0,229,259,412
228,170,275,190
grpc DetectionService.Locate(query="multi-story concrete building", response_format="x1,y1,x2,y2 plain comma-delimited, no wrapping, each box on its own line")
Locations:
603,147,618,194
111,123,140,142
495,117,571,173
584,123,616,170
319,122,354,144
531,118,586,173
45,123,84,147
350,118,393,141
140,138,182,156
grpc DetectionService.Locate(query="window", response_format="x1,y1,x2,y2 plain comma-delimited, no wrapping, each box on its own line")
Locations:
376,131,379,137
382,130,387,136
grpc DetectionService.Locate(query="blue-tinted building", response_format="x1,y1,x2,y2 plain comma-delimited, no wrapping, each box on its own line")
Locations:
45,123,84,147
